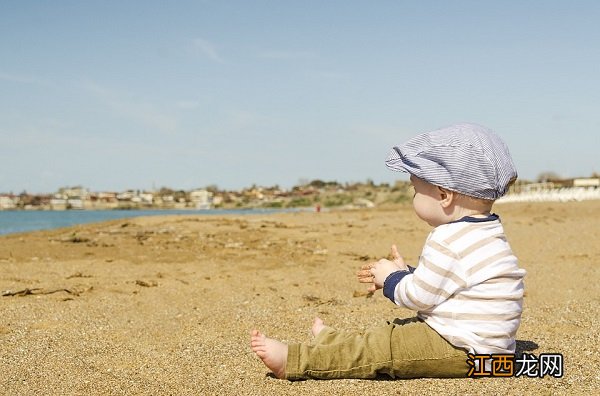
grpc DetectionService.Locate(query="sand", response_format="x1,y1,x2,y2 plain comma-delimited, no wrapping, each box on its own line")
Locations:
1,201,599,395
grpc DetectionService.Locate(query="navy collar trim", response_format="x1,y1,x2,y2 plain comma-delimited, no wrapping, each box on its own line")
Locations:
448,213,499,224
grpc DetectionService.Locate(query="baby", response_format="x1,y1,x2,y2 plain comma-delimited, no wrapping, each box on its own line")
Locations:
251,123,526,379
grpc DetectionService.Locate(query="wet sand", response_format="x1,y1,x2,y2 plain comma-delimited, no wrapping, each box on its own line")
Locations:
1,201,599,395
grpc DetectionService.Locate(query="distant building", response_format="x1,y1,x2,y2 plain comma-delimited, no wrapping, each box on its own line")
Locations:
51,186,90,209
59,186,89,200
190,189,213,209
573,178,600,188
522,182,556,192
67,197,84,210
0,195,17,210
97,192,118,202
116,191,136,203
139,192,154,205
50,194,67,210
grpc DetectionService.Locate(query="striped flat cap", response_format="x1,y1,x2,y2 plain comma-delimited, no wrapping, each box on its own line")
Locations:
385,123,517,200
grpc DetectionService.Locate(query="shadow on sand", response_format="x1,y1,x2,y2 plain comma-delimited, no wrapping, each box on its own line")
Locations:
515,339,539,356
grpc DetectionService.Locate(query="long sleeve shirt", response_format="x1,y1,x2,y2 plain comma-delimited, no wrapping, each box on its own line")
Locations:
384,214,526,355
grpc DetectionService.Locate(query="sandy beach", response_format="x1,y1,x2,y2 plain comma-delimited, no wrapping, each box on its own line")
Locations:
1,201,599,395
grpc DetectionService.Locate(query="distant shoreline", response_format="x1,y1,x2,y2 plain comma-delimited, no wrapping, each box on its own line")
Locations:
0,207,309,236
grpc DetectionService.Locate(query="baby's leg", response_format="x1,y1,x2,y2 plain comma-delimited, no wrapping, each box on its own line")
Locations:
250,330,288,379
311,317,326,337
286,321,396,380
250,317,327,379
388,319,469,378
252,317,469,380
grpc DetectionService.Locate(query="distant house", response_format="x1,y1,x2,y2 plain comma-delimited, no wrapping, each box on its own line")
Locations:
52,186,90,209
50,194,67,210
522,182,556,192
528,178,600,189
67,197,84,210
573,178,600,188
59,186,89,200
139,192,154,205
85,192,117,209
190,189,213,209
97,192,118,202
0,195,17,210
117,191,135,201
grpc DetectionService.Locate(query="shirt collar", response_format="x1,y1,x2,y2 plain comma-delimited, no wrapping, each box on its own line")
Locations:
447,213,499,224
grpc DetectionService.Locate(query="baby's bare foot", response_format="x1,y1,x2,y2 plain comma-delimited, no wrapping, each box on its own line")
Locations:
311,317,326,337
250,330,288,379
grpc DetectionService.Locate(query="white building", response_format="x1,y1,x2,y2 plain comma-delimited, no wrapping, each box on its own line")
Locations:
0,195,17,210
50,196,67,210
573,178,600,187
139,192,154,204
190,189,213,209
59,186,89,199
117,191,135,201
67,197,84,210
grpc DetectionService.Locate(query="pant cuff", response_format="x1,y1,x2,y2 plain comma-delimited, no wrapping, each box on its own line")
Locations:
285,343,301,380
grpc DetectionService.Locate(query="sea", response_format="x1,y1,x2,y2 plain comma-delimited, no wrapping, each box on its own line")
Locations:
0,208,300,236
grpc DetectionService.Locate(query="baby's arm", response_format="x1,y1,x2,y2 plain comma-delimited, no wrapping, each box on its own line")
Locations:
388,242,466,310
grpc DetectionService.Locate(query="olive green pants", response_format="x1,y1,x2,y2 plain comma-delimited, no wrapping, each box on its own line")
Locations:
286,317,469,380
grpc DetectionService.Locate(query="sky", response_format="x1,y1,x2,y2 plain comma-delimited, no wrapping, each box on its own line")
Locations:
1,1,599,194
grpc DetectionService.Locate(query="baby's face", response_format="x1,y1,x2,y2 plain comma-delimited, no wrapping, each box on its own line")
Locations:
409,175,447,227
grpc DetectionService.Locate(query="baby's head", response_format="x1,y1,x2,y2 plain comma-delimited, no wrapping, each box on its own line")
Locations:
386,123,517,226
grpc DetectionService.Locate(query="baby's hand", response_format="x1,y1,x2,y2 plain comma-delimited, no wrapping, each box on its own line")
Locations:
388,244,408,271
370,259,402,289
357,245,408,292
357,262,378,292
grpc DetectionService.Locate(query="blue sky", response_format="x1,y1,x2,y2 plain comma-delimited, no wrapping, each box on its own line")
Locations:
1,1,599,193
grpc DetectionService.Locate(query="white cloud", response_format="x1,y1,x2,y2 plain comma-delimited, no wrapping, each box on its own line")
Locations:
191,38,225,63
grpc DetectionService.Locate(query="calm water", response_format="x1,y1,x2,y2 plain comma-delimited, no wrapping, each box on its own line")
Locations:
0,208,298,236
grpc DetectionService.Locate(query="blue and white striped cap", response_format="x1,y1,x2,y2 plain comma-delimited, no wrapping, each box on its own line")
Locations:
385,123,517,200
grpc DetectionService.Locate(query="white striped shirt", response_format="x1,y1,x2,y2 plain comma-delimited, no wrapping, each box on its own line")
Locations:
392,216,525,355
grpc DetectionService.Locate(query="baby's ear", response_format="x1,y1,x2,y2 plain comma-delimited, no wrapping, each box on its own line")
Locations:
437,186,454,207
437,186,449,199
